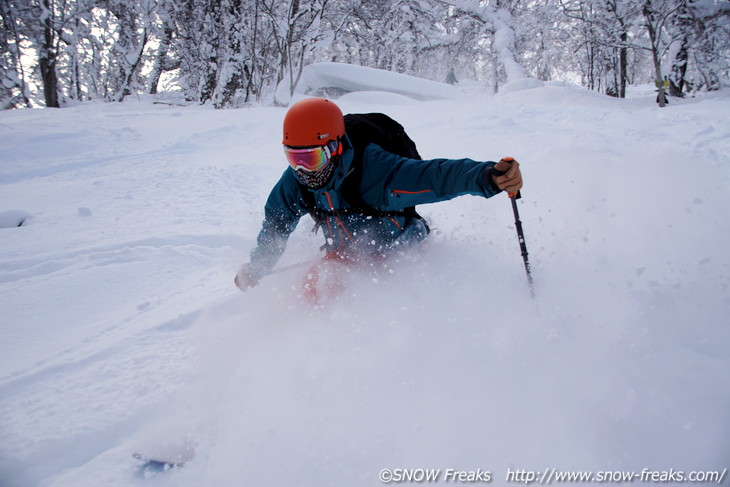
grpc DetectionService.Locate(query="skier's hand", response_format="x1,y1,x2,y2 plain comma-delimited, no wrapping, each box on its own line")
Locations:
234,263,260,292
491,157,523,195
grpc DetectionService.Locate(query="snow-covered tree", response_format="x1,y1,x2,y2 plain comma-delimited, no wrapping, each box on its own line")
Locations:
1,0,728,109
260,0,331,104
146,0,178,95
667,0,730,95
0,0,32,108
103,0,151,102
558,0,642,97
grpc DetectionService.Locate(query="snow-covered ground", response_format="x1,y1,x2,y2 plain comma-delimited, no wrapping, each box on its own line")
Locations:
1,76,729,486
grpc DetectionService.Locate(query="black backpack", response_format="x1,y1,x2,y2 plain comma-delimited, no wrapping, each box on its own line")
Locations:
301,113,427,227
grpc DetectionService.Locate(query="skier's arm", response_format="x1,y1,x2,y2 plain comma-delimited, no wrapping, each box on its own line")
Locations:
235,173,307,290
359,145,514,209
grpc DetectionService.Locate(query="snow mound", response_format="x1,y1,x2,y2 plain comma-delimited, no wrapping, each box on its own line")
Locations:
498,78,545,95
337,91,419,106
494,81,622,108
293,62,459,103
0,209,32,228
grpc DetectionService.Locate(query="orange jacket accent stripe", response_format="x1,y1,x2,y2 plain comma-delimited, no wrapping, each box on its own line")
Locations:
391,189,432,195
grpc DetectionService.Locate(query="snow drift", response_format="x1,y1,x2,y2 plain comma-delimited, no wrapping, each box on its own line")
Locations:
283,62,460,103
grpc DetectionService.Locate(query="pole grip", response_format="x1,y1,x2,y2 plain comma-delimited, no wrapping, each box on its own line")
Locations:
491,158,519,199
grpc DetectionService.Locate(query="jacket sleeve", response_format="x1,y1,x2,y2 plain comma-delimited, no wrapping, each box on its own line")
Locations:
358,144,501,209
248,170,309,277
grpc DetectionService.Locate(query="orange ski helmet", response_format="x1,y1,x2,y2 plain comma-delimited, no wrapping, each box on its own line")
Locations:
282,98,345,147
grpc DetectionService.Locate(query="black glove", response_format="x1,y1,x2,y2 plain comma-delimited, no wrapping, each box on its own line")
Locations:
234,263,261,292
484,157,523,195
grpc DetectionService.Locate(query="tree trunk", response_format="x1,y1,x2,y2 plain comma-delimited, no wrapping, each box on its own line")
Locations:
40,0,59,107
244,0,260,102
586,44,595,90
148,24,175,95
285,0,299,97
619,33,627,98
643,0,665,107
116,29,148,102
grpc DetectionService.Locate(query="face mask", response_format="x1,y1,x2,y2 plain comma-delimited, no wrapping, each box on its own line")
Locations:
284,140,340,189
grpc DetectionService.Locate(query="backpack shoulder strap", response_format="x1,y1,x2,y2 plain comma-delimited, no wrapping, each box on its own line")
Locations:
341,113,426,227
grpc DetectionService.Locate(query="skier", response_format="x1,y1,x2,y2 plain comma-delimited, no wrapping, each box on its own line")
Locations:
234,97,523,299
656,76,670,106
445,67,458,85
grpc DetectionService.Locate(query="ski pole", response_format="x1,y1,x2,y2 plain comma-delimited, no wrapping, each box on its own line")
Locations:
492,158,535,297
508,190,535,297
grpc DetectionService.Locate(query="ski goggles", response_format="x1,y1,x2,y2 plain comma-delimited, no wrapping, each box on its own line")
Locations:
283,141,338,173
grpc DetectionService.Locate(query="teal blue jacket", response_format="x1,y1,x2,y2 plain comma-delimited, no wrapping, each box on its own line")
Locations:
249,136,501,277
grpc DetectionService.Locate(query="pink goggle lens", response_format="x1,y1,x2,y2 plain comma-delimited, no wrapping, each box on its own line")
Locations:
283,145,331,172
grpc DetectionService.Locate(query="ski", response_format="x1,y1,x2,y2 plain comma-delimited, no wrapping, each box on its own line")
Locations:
133,452,189,473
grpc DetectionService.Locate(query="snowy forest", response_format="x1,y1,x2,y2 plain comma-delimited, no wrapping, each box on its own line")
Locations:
1,0,729,109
